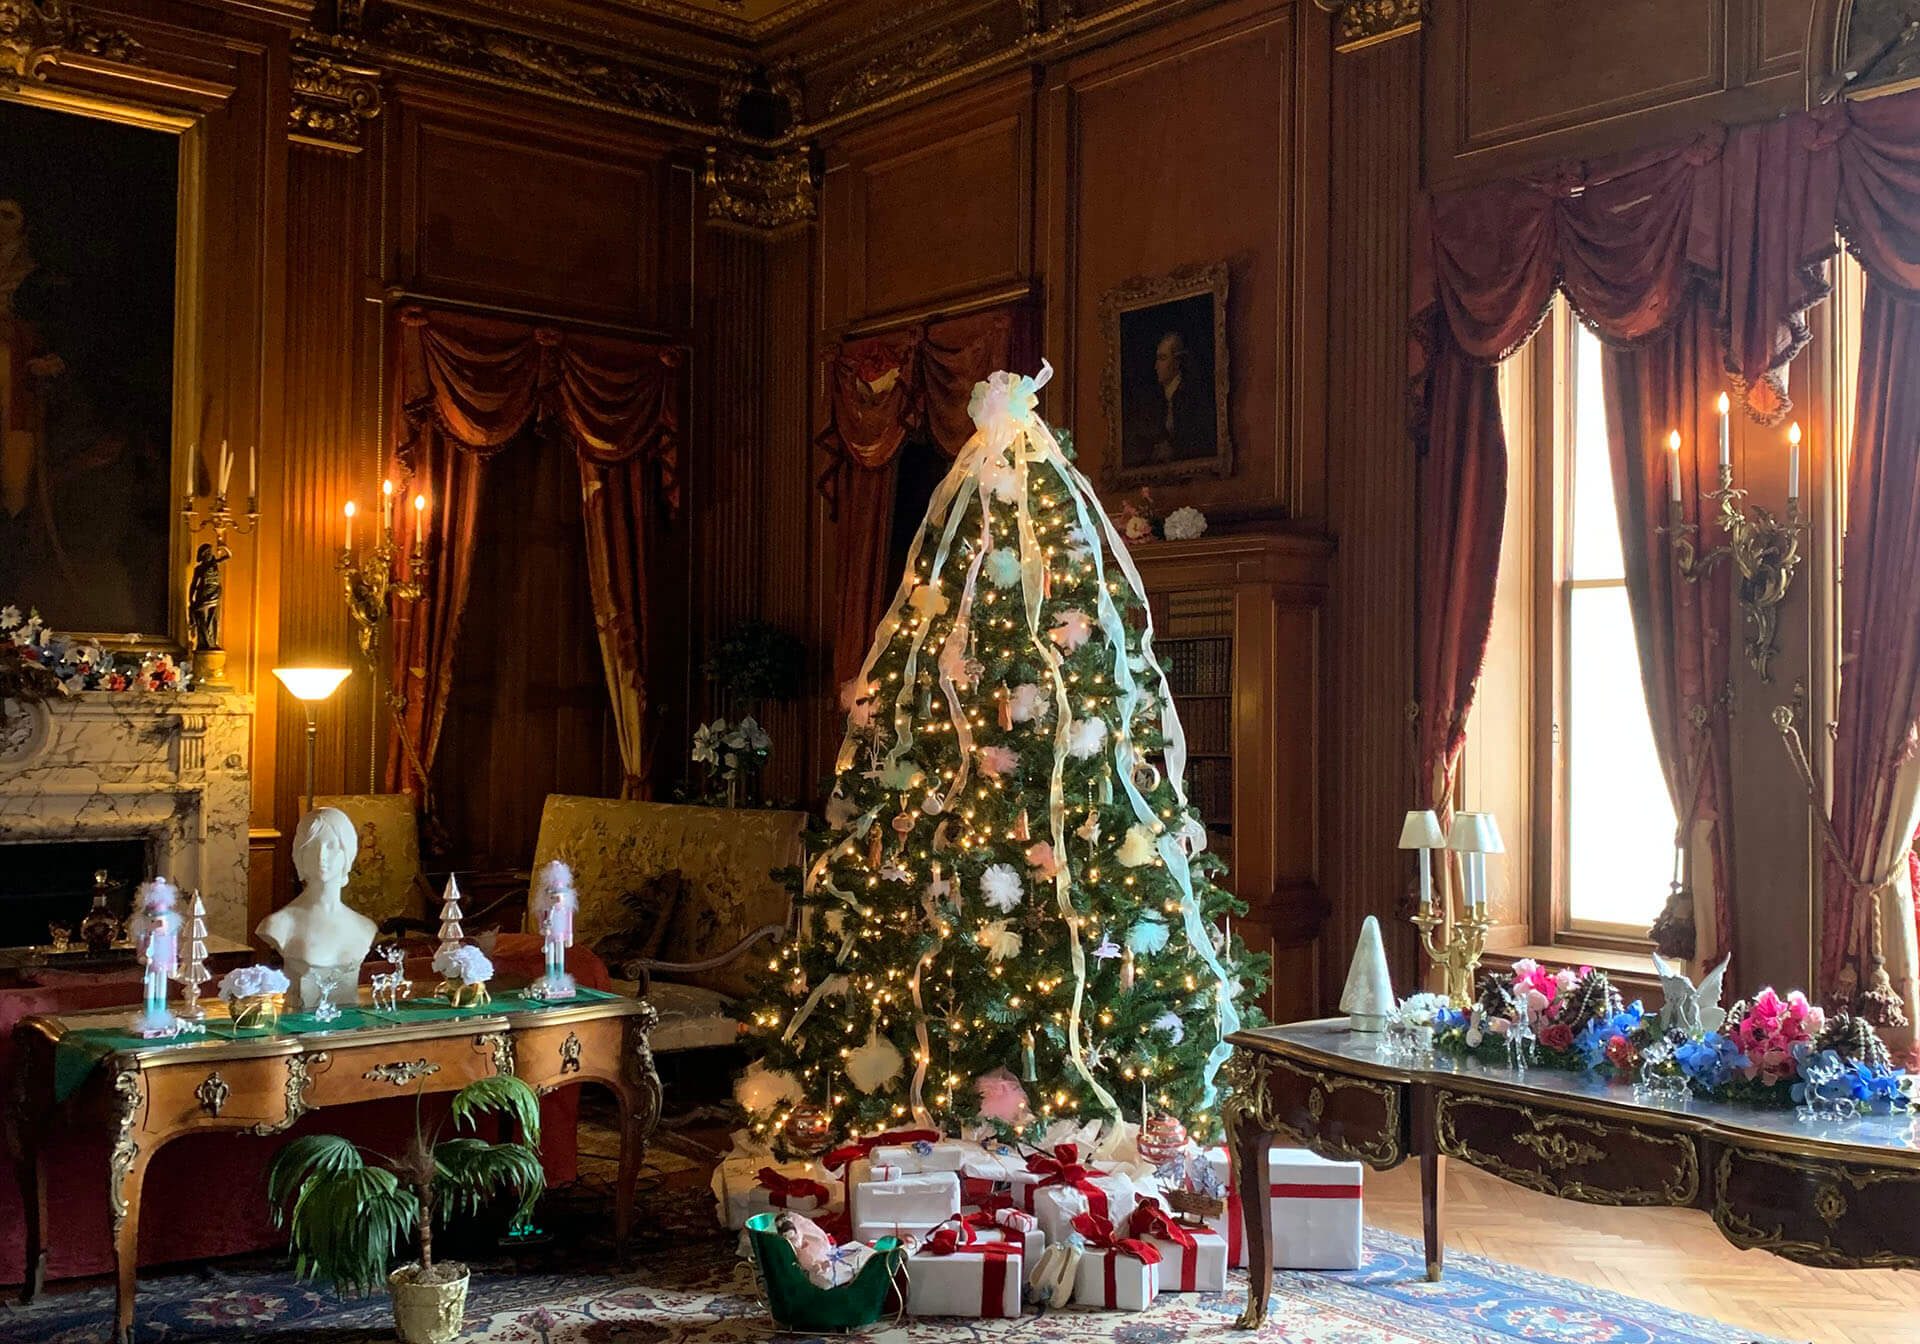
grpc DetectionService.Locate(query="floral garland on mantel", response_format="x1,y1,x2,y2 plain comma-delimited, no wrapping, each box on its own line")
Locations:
1406,958,1913,1115
2,605,189,698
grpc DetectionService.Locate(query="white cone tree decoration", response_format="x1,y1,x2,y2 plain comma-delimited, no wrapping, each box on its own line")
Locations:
176,891,212,1019
1339,915,1395,1032
435,873,466,962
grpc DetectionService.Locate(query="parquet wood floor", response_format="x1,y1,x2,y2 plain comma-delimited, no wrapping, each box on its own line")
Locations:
1363,1161,1920,1344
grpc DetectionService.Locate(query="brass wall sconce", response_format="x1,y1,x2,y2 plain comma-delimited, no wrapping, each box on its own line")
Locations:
1660,404,1804,683
338,482,430,665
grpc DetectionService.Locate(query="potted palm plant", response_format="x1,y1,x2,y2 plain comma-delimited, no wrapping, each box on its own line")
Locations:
267,1075,545,1344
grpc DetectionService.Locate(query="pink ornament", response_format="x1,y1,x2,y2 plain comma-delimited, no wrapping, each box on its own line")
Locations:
975,1067,1031,1125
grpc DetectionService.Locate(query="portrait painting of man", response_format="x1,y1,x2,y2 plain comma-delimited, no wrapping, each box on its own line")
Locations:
1101,263,1231,485
0,100,178,638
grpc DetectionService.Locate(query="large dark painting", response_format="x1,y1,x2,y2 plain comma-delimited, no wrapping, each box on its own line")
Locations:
0,100,177,639
1099,261,1233,486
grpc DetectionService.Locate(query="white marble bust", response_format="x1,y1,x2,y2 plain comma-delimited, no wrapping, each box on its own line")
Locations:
256,807,377,1012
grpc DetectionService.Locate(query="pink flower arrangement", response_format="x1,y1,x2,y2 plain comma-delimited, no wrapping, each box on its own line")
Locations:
1510,958,1560,1015
1728,987,1826,1085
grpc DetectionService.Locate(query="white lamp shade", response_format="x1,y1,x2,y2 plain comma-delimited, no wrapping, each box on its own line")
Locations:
1397,809,1446,850
1448,810,1505,854
273,667,351,702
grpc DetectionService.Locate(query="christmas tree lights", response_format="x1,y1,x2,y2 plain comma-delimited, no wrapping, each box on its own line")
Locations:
739,363,1268,1146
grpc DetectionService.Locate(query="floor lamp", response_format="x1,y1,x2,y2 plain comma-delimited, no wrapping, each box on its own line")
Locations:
273,667,351,813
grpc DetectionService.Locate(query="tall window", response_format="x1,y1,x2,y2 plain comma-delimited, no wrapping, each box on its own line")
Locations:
1558,322,1676,933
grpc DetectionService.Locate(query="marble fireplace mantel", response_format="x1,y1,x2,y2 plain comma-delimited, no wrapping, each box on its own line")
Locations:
0,691,253,941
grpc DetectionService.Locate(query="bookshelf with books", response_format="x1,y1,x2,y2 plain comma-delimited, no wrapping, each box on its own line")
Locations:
1132,529,1331,1024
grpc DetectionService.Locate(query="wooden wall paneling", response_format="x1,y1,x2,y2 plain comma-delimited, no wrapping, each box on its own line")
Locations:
1424,0,1808,187
1320,29,1422,1005
275,139,381,918
387,79,682,331
760,231,818,802
819,73,1035,333
1044,0,1307,523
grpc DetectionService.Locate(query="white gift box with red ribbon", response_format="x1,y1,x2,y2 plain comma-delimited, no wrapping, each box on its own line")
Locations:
905,1224,1025,1317
714,1158,839,1230
853,1170,961,1231
870,1138,972,1174
1122,1194,1228,1293
1201,1146,1364,1270
1066,1212,1160,1311
1032,1172,1136,1246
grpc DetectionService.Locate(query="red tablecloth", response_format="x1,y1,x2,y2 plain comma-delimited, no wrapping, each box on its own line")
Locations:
0,935,609,1285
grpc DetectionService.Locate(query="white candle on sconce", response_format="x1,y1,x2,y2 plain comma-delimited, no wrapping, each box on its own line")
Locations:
1716,392,1731,469
1787,421,1802,502
1667,429,1682,503
248,444,257,510
344,499,356,551
413,491,428,544
217,439,232,500
381,477,395,533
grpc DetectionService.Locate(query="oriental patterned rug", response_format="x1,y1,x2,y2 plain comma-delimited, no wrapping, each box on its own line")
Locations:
0,1184,1785,1344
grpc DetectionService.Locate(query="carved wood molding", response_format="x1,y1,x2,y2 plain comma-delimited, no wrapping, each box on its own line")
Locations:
704,140,816,235
1311,0,1425,53
0,0,144,84
823,19,998,115
289,45,382,153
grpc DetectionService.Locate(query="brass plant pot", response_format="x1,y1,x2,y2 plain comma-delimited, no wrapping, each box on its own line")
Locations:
388,1262,469,1344
229,992,284,1030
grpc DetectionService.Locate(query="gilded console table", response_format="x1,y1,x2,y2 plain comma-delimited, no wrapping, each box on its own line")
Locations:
1223,1019,1920,1329
8,986,661,1344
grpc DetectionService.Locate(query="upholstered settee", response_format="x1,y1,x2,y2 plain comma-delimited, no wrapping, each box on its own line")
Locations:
0,935,606,1286
525,795,805,1054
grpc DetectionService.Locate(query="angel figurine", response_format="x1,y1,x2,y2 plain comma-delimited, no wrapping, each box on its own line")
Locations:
527,859,578,1001
1652,952,1730,1039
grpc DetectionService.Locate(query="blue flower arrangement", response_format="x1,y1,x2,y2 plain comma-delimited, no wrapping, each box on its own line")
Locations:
1675,1031,1750,1091
1789,1045,1914,1116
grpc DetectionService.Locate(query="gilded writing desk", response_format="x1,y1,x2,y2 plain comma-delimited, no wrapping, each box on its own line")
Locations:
9,985,660,1344
1223,1019,1920,1329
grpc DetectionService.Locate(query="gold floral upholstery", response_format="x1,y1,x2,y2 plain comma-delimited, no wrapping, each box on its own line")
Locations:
313,793,425,927
527,795,804,1000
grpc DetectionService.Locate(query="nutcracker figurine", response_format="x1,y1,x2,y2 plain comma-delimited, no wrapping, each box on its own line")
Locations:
129,878,183,1038
527,859,578,1001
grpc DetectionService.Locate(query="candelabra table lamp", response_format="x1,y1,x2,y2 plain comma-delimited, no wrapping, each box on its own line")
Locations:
273,666,351,812
1408,809,1502,1006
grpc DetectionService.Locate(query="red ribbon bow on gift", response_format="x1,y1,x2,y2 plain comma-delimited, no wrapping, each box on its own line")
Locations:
960,1176,1013,1212
821,1127,940,1174
922,1217,1019,1318
755,1166,831,1208
1125,1194,1196,1251
1028,1143,1111,1221
1071,1210,1162,1308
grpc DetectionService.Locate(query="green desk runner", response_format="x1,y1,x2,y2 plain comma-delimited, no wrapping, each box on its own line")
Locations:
51,986,624,1101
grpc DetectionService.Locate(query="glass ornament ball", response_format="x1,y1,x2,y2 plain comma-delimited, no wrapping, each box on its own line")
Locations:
1137,1111,1189,1166
785,1102,835,1154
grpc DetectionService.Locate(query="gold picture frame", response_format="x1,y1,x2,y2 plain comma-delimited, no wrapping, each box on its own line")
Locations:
1098,261,1232,487
0,83,202,652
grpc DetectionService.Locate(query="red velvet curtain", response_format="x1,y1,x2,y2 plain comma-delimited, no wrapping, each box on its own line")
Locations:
1411,115,1838,959
385,306,681,807
818,307,1028,693
1600,307,1736,961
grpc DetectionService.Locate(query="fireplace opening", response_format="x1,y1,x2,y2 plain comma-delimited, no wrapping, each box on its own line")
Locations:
0,837,148,949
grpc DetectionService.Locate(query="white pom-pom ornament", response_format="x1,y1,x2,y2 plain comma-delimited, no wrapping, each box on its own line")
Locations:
846,1028,905,1093
980,863,1024,912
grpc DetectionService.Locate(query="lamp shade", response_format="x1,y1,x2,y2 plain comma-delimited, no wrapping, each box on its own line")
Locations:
272,667,351,702
1397,809,1446,850
1447,810,1505,854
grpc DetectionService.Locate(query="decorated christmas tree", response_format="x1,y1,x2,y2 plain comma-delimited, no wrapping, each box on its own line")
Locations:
740,363,1267,1146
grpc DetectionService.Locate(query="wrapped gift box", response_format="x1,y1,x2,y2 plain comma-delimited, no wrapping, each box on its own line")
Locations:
1070,1245,1157,1311
870,1138,972,1174
713,1158,839,1231
1033,1172,1135,1245
905,1237,1023,1317
958,1154,1046,1215
1124,1196,1227,1293
1199,1146,1363,1270
853,1170,961,1230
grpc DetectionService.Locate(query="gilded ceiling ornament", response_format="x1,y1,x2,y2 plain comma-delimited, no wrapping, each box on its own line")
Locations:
0,0,143,82
704,141,816,235
824,21,996,115
1312,0,1426,52
289,50,382,153
371,9,699,121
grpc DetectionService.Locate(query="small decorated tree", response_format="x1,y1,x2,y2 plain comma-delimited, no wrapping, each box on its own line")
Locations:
176,891,212,1019
434,874,465,962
